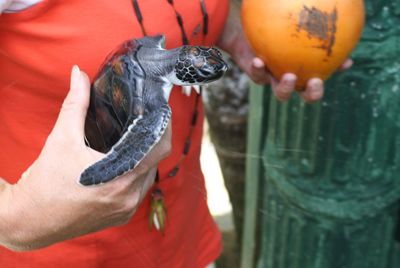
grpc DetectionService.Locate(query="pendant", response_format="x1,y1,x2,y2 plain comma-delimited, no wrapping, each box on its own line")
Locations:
149,187,167,235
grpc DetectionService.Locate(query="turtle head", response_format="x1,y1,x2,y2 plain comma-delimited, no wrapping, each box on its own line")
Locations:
169,46,228,85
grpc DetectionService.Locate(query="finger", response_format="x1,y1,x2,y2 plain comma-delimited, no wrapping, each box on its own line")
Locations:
271,73,297,102
339,58,353,71
300,78,324,103
121,166,157,218
53,65,91,142
250,58,270,85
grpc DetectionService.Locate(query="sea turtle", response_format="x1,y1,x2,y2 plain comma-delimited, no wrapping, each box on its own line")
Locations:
81,35,227,186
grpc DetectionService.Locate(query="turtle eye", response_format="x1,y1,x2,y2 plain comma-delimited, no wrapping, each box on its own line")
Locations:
210,48,223,58
207,58,218,65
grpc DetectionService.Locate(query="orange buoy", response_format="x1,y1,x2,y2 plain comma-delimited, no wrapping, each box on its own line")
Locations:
242,0,365,89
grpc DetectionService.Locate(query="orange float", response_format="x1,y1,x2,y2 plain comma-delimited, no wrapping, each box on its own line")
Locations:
242,0,365,89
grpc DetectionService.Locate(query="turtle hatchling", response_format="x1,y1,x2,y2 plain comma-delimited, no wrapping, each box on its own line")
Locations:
81,35,227,186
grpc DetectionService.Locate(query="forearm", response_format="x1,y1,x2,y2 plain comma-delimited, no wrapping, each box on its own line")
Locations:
0,179,24,251
216,1,247,59
216,1,268,85
0,182,57,252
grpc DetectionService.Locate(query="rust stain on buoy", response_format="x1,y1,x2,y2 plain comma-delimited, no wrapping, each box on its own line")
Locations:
297,5,337,56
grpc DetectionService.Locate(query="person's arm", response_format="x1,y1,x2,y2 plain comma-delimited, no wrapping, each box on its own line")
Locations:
0,66,171,251
217,1,352,102
0,178,15,248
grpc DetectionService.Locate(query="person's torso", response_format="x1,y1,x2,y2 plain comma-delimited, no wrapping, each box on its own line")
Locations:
0,0,229,267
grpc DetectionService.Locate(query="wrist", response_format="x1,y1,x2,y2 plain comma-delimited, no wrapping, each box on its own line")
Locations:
216,2,255,70
0,183,22,250
0,183,42,251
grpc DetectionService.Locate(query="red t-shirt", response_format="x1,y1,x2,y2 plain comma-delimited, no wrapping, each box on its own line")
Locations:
0,0,229,267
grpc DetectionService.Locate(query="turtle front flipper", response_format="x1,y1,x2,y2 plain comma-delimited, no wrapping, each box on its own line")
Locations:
79,105,171,186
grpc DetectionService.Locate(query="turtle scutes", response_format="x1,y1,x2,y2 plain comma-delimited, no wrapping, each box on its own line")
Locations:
81,35,227,186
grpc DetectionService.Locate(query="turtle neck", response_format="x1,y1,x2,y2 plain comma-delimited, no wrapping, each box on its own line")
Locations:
136,46,181,78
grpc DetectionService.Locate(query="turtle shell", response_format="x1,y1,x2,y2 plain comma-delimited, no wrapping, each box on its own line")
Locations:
85,39,145,153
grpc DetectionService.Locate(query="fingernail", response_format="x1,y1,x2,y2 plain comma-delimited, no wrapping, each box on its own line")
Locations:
70,65,81,89
252,58,265,68
309,79,323,91
283,73,297,82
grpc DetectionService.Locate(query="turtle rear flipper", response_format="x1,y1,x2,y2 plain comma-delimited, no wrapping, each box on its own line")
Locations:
79,105,171,186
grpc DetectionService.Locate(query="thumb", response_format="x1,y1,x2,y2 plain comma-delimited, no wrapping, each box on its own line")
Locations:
52,65,91,142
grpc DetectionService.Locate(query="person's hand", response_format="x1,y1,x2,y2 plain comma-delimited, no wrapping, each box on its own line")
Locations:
217,2,352,103
0,66,171,251
248,57,353,102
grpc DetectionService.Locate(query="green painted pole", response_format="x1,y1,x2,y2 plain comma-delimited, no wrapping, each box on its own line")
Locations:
241,84,269,268
244,1,400,267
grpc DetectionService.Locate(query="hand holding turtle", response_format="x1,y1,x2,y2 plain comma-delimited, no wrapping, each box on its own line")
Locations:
0,66,171,251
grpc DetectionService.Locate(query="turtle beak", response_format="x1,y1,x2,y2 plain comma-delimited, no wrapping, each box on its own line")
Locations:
220,61,228,72
210,59,228,81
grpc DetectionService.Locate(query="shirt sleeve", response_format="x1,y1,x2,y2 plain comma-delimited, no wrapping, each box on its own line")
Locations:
0,0,41,13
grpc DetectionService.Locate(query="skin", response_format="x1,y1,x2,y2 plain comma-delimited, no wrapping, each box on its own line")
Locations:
0,67,172,251
0,1,351,251
217,2,352,103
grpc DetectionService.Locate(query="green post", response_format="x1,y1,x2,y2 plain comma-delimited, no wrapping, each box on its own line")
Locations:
242,1,400,267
